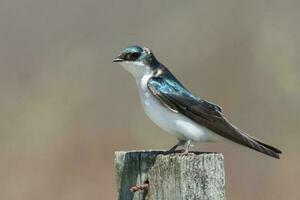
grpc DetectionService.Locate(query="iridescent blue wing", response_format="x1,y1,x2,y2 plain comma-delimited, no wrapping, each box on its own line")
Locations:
147,76,281,159
147,76,222,117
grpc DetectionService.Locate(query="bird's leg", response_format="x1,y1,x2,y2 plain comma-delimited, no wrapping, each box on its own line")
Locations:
167,140,186,153
182,140,193,155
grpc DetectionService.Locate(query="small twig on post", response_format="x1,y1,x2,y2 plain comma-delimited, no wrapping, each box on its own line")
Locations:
130,180,149,192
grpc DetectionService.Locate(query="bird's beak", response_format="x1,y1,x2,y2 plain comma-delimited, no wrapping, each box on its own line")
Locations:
113,55,124,62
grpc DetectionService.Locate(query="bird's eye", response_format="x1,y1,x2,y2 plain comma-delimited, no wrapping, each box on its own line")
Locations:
125,52,140,61
125,54,132,60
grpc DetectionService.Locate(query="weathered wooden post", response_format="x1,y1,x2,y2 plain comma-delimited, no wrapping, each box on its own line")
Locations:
114,150,226,200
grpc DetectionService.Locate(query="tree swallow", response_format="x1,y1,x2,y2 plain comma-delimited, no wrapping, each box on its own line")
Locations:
113,45,282,159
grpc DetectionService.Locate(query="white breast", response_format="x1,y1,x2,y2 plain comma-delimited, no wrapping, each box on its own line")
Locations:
136,74,222,142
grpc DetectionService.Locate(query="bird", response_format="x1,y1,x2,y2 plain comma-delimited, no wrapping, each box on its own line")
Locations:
113,45,282,159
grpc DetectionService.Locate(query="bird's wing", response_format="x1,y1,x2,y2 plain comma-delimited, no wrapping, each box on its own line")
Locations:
147,76,281,159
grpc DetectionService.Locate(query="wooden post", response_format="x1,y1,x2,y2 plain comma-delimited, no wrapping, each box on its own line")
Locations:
114,151,226,200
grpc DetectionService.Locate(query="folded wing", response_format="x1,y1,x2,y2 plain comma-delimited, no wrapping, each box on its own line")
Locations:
147,76,281,159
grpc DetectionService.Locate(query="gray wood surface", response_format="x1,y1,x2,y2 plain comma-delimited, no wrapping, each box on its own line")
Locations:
114,151,226,200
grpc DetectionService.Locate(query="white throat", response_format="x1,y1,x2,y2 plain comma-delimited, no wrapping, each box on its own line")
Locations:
120,61,151,78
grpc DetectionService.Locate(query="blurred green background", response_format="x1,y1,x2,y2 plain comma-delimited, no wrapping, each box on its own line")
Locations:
0,0,299,199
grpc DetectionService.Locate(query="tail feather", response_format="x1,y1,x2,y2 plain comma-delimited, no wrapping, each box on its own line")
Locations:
242,134,282,159
255,143,281,159
227,124,282,159
252,138,282,154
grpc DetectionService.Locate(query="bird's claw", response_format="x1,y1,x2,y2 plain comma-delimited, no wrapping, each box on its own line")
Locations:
181,149,194,156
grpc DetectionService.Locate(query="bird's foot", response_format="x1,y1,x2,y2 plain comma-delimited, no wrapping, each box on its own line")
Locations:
180,140,193,156
167,145,178,154
166,140,187,154
181,149,195,156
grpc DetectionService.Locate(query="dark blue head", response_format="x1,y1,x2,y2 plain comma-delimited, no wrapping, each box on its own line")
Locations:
113,45,159,66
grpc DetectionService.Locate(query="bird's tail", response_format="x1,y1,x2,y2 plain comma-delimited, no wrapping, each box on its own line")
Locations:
252,137,282,155
253,138,282,154
244,133,282,159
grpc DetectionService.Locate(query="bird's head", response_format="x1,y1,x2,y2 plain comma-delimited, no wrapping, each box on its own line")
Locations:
113,45,160,77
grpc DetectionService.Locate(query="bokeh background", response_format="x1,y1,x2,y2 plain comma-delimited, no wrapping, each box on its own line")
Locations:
0,0,299,199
